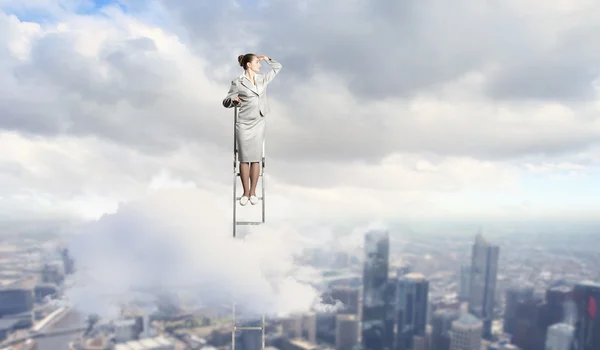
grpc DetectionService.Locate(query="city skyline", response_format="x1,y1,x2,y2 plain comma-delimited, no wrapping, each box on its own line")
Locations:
1,0,600,348
1,218,599,349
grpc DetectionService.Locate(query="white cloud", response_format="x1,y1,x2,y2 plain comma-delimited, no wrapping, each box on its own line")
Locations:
65,187,337,319
0,1,598,226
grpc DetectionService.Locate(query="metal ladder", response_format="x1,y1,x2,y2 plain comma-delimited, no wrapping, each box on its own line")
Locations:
231,105,266,350
231,304,266,350
232,106,266,238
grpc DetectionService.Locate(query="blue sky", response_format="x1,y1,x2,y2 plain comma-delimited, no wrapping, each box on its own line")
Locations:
1,0,129,22
79,0,127,14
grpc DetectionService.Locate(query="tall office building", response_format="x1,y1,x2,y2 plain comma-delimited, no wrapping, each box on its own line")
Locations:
468,234,499,339
449,314,482,350
239,331,262,350
459,265,471,302
0,278,35,317
546,323,574,350
512,295,546,350
61,248,75,275
302,313,317,344
395,273,429,350
41,263,64,285
281,313,316,344
362,230,390,350
316,312,336,345
503,284,534,335
546,284,574,326
385,279,397,350
412,335,428,350
336,314,359,350
570,281,600,350
282,315,303,339
512,293,548,350
430,308,460,350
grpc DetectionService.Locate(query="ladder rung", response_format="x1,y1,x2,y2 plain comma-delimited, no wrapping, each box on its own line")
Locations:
236,221,263,225
234,326,263,331
236,173,264,177
235,196,263,200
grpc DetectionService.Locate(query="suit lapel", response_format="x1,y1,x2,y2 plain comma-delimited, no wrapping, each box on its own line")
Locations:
240,76,259,96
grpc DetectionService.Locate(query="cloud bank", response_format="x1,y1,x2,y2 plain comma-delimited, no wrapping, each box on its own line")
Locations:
65,187,336,319
1,0,600,235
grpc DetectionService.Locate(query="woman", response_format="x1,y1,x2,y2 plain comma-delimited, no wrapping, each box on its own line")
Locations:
223,53,283,206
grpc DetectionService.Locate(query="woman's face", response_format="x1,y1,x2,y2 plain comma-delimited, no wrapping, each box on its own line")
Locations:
247,56,261,72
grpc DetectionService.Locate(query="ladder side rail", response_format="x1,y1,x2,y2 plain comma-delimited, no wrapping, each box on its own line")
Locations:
231,106,267,350
262,314,265,350
233,106,238,238
232,303,236,350
261,130,266,223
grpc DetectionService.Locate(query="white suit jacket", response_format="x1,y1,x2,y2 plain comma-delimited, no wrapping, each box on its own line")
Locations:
222,59,283,119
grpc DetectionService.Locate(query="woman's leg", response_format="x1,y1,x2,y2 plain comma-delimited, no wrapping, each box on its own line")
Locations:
239,162,251,197
249,162,261,197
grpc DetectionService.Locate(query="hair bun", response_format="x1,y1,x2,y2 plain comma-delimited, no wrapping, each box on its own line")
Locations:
238,55,244,66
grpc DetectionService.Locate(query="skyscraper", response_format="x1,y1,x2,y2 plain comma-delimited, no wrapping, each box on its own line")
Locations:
546,284,574,326
546,323,574,350
336,314,359,350
362,230,390,350
503,284,534,335
450,313,482,350
61,248,75,275
395,273,429,350
468,233,499,339
430,308,460,350
385,278,397,350
570,281,600,350
512,294,546,350
459,265,471,302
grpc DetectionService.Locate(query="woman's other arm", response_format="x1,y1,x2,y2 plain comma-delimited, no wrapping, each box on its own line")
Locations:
259,56,282,85
223,80,241,108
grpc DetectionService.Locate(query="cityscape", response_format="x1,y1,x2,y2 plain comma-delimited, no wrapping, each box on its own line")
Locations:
0,223,598,350
2,0,600,349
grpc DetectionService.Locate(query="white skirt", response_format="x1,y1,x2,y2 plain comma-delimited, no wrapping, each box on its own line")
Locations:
236,115,265,163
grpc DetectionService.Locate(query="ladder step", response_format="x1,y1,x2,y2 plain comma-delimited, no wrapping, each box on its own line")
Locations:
235,196,263,200
236,221,263,225
234,326,263,331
